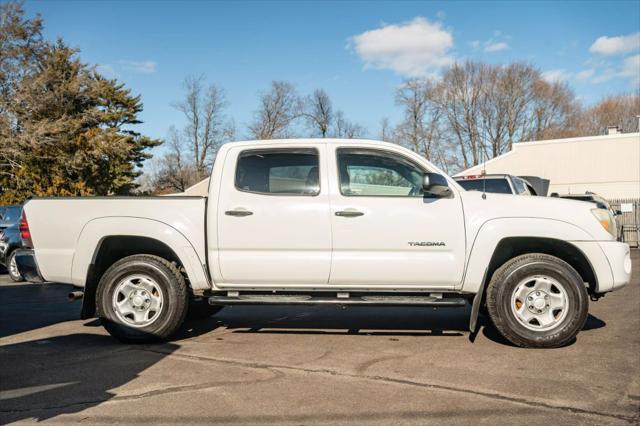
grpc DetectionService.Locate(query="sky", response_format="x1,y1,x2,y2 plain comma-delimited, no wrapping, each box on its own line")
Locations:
23,0,640,145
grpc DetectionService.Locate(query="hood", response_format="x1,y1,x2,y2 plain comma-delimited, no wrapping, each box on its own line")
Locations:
458,191,614,241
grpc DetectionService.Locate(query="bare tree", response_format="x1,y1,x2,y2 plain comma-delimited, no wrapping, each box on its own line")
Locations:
394,79,443,161
332,110,364,138
174,75,233,179
248,81,301,139
528,79,579,141
578,94,640,135
477,63,535,157
499,64,539,147
379,117,392,142
414,61,580,170
302,89,333,137
430,61,486,169
151,127,199,193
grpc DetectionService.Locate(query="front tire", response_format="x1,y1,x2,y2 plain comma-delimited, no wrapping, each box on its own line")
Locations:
7,251,24,282
97,255,189,343
486,253,589,348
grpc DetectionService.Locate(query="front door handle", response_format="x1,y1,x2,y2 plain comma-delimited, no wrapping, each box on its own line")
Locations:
225,209,253,217
335,210,364,217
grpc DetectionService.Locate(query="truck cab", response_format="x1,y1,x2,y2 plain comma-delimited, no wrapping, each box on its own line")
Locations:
211,142,466,289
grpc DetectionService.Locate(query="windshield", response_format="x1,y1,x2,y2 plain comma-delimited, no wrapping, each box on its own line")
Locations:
512,178,532,195
457,178,512,194
0,206,21,225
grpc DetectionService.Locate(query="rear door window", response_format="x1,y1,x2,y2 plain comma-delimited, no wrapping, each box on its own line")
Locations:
235,149,320,196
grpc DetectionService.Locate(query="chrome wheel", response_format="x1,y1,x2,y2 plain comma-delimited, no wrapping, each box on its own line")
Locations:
8,253,21,280
112,275,163,328
510,275,569,331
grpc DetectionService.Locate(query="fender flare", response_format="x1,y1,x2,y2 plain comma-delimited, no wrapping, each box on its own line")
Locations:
71,216,210,291
461,217,594,294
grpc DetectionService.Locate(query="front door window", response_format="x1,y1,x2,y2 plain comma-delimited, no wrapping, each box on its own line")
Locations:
337,149,425,197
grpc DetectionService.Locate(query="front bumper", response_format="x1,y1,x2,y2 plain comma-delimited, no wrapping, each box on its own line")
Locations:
14,249,45,283
599,241,632,291
571,241,631,294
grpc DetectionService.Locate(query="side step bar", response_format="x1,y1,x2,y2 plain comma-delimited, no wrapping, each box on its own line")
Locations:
209,294,467,307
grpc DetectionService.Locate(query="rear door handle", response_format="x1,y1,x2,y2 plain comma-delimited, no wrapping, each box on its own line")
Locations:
335,210,364,217
225,209,253,217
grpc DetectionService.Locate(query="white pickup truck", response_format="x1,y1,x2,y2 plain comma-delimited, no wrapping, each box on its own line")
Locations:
15,139,631,348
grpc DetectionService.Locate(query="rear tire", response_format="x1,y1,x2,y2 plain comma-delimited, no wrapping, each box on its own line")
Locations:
7,251,24,282
97,255,188,343
486,253,589,348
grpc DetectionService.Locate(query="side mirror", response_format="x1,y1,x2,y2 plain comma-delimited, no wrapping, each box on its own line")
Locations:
422,173,452,198
614,210,623,216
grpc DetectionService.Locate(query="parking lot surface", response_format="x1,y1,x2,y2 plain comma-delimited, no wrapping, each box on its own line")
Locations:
1,252,638,425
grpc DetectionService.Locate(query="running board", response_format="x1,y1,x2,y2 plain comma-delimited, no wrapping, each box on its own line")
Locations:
208,294,467,307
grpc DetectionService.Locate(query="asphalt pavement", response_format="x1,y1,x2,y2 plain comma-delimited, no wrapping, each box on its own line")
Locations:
0,252,639,424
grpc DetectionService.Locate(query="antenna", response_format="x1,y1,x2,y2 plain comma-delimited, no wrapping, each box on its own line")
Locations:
481,140,487,200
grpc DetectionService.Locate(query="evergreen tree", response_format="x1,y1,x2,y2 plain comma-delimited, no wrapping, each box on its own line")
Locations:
0,3,160,203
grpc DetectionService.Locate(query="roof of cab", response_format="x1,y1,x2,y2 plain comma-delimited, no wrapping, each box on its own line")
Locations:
224,138,389,146
453,174,511,179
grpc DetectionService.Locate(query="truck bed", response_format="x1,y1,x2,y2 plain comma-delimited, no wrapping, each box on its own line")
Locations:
24,197,207,285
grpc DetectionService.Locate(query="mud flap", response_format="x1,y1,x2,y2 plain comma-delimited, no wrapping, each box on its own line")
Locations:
469,267,488,334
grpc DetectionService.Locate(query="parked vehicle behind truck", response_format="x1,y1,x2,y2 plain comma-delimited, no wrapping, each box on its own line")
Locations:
0,205,24,281
15,139,631,348
454,174,537,195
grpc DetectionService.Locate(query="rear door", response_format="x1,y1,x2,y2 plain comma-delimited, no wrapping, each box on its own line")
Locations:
327,145,466,289
215,144,332,286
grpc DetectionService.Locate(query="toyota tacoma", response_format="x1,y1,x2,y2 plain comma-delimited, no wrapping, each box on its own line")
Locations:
15,139,631,347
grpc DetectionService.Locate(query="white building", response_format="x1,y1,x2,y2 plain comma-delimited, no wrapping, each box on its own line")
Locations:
176,178,210,197
456,132,640,200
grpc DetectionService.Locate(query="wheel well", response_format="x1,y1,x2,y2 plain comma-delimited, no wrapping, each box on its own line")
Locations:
81,236,185,319
485,237,597,294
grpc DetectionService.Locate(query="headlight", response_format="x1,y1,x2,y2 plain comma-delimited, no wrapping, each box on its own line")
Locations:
591,208,617,238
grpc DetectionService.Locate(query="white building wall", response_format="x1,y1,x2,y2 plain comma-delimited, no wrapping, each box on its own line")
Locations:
169,178,210,197
456,133,640,199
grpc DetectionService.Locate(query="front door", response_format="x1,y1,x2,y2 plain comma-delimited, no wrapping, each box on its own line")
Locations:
216,145,331,286
328,146,466,289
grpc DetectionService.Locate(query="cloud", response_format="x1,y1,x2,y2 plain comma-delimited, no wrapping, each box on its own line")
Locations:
96,64,118,78
589,32,640,55
118,60,157,74
469,33,509,53
621,54,640,76
621,54,640,86
349,17,454,77
587,55,639,86
592,68,618,83
576,69,595,80
541,69,571,83
484,42,509,52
